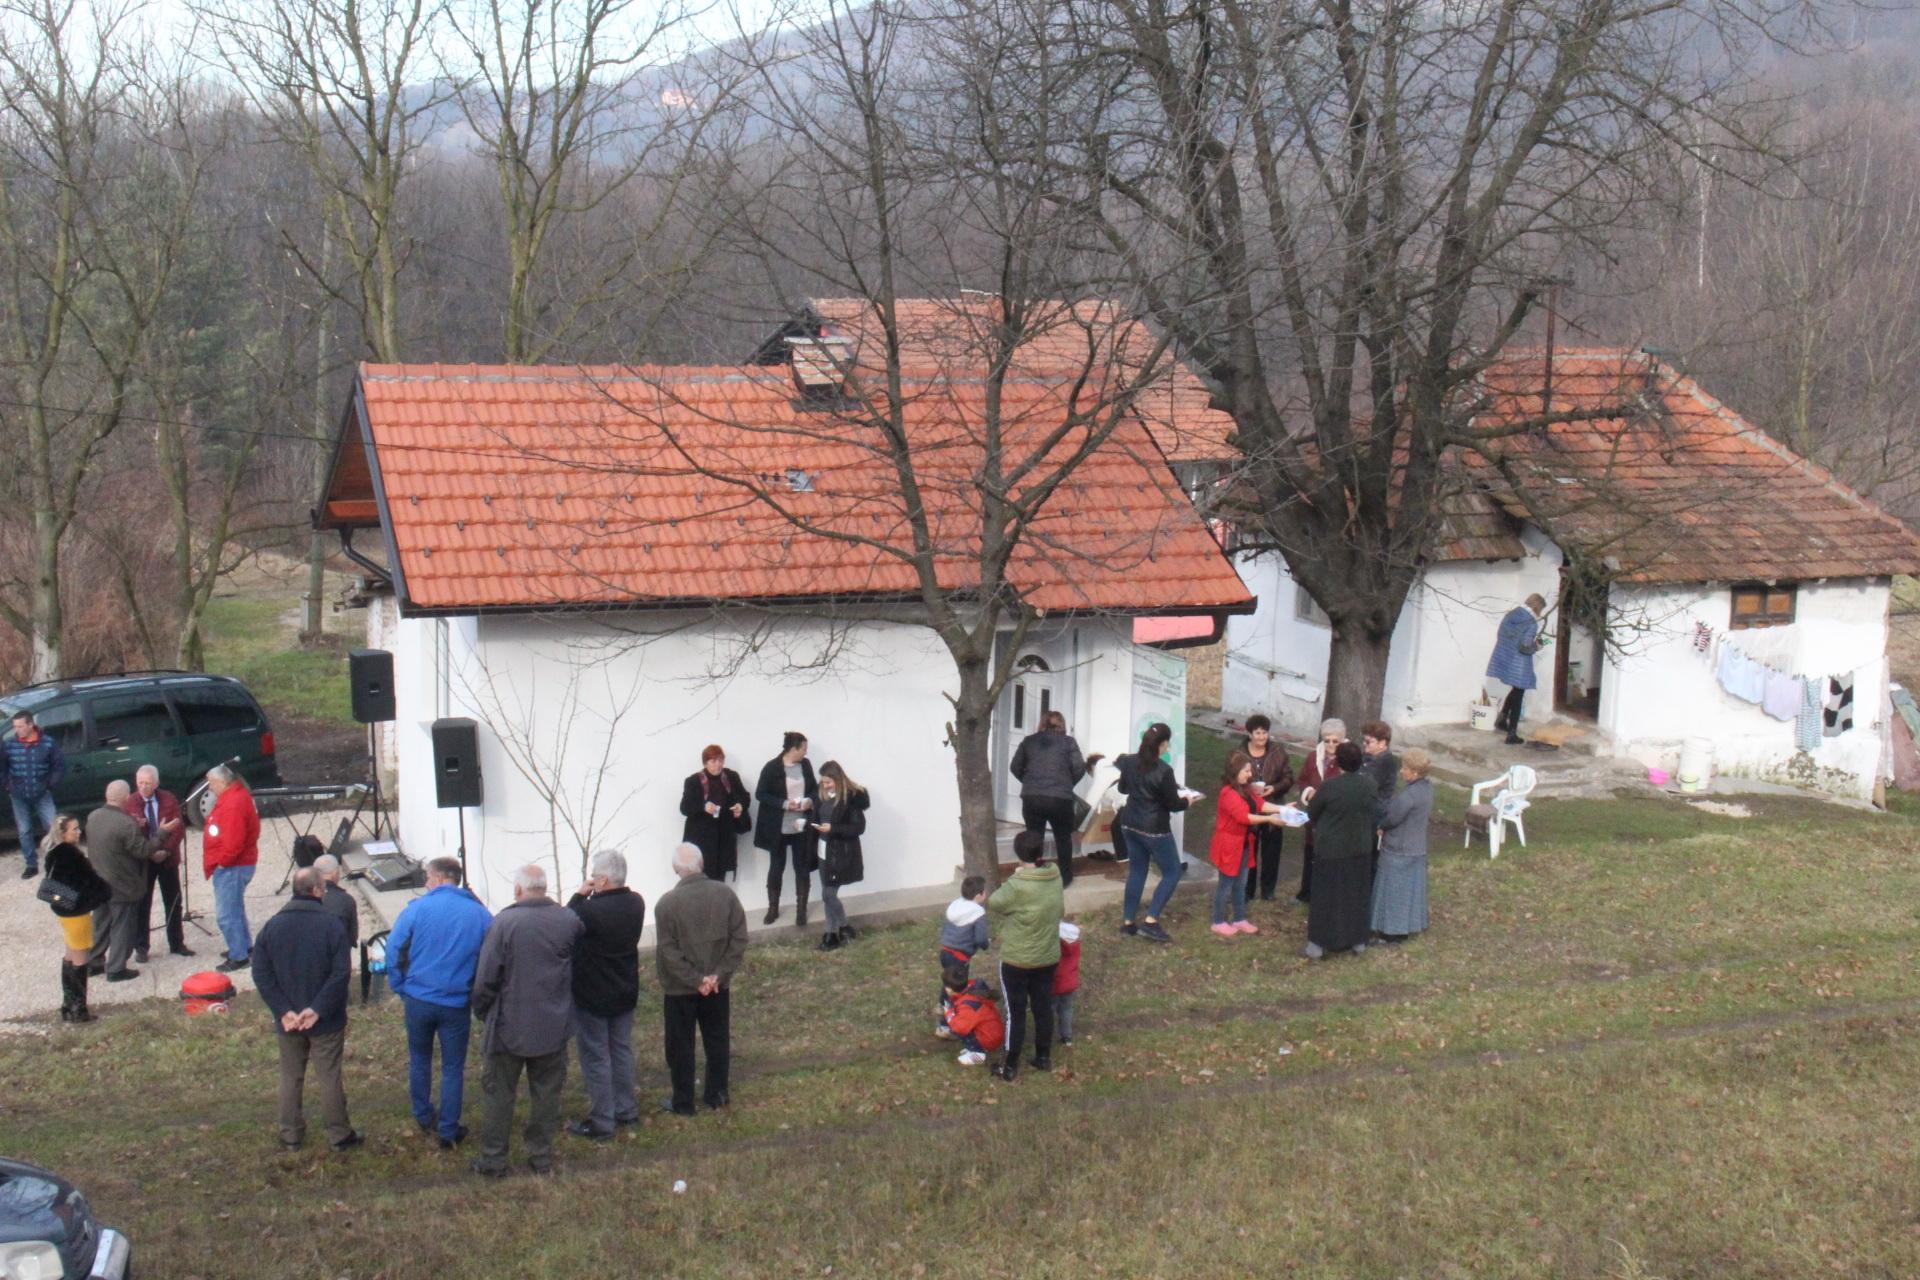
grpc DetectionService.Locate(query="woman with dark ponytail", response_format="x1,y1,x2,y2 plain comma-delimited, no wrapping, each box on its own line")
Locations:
1113,722,1195,944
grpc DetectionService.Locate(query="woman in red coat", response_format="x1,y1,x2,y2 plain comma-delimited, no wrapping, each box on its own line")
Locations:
1209,752,1282,938
201,764,261,973
1292,718,1347,905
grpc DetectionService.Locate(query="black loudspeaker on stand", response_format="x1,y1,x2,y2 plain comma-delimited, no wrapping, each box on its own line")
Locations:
349,649,395,842
432,717,482,885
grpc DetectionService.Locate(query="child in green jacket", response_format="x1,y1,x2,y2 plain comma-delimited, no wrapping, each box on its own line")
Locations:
986,832,1064,1081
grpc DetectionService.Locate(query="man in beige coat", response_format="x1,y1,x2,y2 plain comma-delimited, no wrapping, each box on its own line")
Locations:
87,780,161,982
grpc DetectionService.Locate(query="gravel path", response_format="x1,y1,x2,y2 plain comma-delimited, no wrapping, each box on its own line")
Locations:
0,805,373,1031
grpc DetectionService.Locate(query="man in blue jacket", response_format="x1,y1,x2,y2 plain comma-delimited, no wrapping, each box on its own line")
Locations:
386,856,493,1150
3,709,66,878
253,866,360,1152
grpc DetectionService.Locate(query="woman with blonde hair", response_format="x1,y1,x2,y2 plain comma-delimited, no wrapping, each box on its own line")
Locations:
811,761,869,951
40,815,111,1022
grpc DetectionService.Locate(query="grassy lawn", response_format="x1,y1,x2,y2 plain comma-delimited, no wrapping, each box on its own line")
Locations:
200,595,354,728
8,747,1920,1277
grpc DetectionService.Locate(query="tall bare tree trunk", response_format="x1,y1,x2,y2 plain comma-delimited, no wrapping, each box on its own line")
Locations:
949,655,1001,881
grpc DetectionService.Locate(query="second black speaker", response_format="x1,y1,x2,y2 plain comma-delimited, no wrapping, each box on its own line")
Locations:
349,649,396,723
431,717,483,808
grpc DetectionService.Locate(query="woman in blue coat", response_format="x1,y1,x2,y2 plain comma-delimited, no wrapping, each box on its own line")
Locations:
1486,593,1547,745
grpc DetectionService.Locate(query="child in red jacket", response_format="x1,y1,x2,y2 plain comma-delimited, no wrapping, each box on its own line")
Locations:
1051,920,1081,1045
941,971,1004,1066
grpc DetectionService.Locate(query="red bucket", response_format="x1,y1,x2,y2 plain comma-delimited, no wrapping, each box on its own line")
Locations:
179,971,236,1017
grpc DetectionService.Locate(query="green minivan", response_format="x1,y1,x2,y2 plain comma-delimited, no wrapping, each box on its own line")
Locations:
0,672,283,833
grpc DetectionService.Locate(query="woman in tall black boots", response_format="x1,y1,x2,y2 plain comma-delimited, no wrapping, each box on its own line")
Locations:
42,814,111,1023
753,732,819,926
680,745,752,883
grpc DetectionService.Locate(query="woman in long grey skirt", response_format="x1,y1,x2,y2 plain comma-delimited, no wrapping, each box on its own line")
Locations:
1371,748,1434,942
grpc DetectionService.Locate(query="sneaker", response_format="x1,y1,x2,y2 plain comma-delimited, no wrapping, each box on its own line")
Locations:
20,864,37,880
1210,922,1238,939
957,1049,986,1066
991,1061,1018,1082
216,956,250,972
1119,922,1138,937
1233,920,1260,935
567,1120,612,1143
1137,921,1172,944
1302,941,1325,960
1059,1034,1073,1046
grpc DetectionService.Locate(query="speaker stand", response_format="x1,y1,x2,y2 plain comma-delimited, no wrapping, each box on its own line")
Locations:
456,804,470,888
351,723,393,844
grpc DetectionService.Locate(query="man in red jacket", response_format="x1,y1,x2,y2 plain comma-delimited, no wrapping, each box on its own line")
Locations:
202,764,261,973
124,764,191,962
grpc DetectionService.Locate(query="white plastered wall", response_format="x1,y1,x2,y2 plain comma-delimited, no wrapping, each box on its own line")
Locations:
1599,578,1891,799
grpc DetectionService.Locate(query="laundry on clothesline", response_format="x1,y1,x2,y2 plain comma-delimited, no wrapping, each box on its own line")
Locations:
1794,676,1824,751
1692,620,1714,654
1823,673,1856,738
1715,644,1766,704
1760,668,1799,722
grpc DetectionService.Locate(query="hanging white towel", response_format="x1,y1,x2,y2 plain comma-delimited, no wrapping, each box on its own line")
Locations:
1794,677,1823,751
1760,669,1799,722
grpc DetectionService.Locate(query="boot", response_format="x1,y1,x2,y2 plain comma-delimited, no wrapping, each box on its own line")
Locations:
762,890,780,927
795,883,810,929
61,961,93,1024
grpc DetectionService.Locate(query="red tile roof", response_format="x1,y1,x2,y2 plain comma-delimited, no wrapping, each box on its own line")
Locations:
324,363,1254,616
1468,349,1920,582
808,296,1242,463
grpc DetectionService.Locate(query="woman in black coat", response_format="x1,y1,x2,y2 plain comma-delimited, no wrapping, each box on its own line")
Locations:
753,732,819,927
680,745,753,883
1304,741,1378,959
43,814,111,1023
811,760,869,952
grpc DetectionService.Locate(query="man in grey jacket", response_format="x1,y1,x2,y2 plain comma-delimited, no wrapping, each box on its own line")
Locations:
655,843,748,1115
469,864,584,1177
87,781,161,982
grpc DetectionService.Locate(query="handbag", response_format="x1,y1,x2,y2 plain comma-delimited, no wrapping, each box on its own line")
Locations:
36,874,81,913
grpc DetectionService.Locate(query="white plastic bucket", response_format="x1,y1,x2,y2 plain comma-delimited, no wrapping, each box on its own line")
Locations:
1678,737,1714,792
1469,704,1497,732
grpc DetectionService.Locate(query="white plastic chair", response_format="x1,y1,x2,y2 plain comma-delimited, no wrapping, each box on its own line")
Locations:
1465,765,1536,859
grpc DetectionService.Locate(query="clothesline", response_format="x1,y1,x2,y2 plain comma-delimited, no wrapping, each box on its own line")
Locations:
1700,622,1859,743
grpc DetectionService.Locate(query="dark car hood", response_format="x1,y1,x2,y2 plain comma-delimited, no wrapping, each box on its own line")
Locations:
0,1156,90,1263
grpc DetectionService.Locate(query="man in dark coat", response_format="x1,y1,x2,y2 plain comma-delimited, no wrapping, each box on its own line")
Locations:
1008,711,1100,888
87,781,161,982
313,854,360,964
124,764,190,961
656,843,749,1115
567,849,647,1140
470,863,584,1177
252,866,360,1151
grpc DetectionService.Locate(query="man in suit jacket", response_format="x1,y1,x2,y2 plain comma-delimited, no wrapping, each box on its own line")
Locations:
88,780,162,981
123,764,190,962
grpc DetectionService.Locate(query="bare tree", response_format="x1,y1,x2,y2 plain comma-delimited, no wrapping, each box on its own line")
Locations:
1057,0,1811,720
449,0,715,363
0,0,215,680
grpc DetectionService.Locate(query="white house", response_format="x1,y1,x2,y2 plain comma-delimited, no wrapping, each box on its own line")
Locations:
1225,349,1920,800
316,339,1250,911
